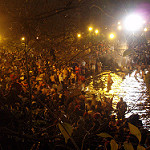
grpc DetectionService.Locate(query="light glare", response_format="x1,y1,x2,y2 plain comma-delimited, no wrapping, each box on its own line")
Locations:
88,27,93,31
77,33,81,38
109,33,115,39
118,25,122,30
118,22,121,25
124,14,144,31
95,29,99,34
21,37,25,41
144,28,148,32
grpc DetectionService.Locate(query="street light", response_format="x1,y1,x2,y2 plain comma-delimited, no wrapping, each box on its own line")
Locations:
77,33,81,38
95,29,99,34
109,33,115,39
88,27,93,32
21,37,25,41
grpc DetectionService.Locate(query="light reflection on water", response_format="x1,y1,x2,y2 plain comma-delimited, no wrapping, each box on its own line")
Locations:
85,70,150,130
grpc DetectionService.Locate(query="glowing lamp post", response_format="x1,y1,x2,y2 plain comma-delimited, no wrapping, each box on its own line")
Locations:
21,36,32,117
21,37,26,47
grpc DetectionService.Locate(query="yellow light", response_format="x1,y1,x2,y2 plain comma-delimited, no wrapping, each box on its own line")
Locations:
95,29,99,34
77,33,81,38
109,33,115,39
118,25,122,30
88,27,93,31
21,37,25,41
144,28,148,32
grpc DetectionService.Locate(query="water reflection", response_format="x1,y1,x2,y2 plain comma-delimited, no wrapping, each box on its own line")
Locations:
85,70,150,130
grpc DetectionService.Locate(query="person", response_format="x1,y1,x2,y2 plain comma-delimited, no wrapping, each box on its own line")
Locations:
141,63,145,78
91,63,96,74
95,101,102,113
70,71,76,84
86,100,92,111
9,78,23,95
134,64,141,77
107,72,113,84
116,97,127,120
79,91,86,102
97,61,102,73
107,72,113,92
91,94,97,106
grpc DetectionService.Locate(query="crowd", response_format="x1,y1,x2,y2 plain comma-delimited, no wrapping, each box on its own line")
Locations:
0,50,150,150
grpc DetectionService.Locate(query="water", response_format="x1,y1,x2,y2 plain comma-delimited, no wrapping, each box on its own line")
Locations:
84,70,150,130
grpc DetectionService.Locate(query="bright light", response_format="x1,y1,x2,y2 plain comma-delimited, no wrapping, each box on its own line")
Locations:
118,21,121,25
124,14,145,31
109,33,115,39
95,29,99,34
88,27,93,31
77,33,81,38
118,25,122,30
144,28,148,32
21,37,25,41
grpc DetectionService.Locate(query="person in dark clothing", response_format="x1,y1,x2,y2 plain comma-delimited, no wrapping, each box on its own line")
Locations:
116,97,127,120
6,88,22,108
10,79,23,95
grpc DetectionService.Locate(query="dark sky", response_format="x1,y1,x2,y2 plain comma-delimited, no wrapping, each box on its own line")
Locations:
0,0,150,39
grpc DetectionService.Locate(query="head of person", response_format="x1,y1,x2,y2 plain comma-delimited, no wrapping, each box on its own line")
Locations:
120,97,123,102
92,94,96,98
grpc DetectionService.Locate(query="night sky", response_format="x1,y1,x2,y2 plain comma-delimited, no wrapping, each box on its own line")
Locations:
0,0,150,39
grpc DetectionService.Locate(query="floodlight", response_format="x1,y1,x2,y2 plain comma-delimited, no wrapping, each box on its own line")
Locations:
124,14,144,31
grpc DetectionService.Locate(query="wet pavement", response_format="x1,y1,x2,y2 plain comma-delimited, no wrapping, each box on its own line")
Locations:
84,70,150,130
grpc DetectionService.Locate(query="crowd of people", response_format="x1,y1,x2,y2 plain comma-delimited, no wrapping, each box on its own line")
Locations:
0,50,150,149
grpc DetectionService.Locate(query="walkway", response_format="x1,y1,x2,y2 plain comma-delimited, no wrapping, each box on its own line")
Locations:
84,70,150,130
